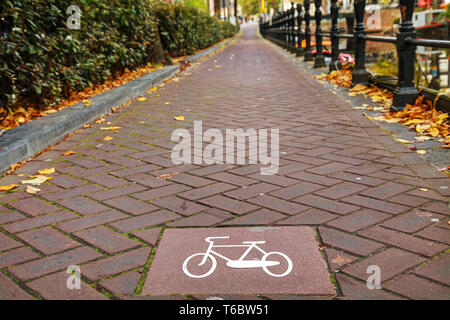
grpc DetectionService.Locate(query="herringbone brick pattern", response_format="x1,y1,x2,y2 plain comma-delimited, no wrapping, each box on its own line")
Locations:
0,24,448,300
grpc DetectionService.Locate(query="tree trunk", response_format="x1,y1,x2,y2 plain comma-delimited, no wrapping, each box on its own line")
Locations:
149,26,166,65
214,0,221,17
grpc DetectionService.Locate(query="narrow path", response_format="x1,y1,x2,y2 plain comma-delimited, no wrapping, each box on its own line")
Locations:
0,24,448,300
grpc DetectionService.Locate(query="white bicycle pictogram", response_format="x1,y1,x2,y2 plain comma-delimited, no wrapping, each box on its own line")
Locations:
182,236,293,278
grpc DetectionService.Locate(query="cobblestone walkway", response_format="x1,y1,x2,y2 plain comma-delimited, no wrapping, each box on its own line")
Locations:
0,24,449,300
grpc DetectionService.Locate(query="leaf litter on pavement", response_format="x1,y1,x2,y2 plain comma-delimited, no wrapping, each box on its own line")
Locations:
0,63,162,130
315,68,449,149
1,165,54,192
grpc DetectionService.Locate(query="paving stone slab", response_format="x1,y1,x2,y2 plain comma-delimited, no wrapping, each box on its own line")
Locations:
26,271,107,300
142,226,334,295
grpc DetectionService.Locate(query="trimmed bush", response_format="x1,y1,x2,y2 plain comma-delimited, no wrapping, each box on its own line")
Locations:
152,1,236,57
0,0,237,110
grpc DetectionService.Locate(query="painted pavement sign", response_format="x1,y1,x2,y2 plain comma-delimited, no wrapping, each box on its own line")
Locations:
142,226,335,295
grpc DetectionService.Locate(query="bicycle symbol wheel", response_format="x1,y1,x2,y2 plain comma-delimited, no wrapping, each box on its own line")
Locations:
262,252,293,277
183,253,217,279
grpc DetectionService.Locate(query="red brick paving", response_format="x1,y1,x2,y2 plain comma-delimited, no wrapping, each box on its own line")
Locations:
0,246,40,269
26,271,108,300
100,270,142,295
342,248,426,283
73,226,140,254
131,227,161,246
0,273,34,300
383,274,450,300
17,227,81,254
0,24,448,299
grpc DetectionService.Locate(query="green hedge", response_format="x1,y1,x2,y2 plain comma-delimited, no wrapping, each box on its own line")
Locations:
0,0,237,110
153,1,236,57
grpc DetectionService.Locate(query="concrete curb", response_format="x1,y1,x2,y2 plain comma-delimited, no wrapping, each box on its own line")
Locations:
0,33,240,175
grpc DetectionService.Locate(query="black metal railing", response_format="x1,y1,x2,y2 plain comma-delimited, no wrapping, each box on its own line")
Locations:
259,0,450,111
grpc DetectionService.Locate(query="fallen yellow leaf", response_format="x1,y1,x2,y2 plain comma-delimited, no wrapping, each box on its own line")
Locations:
416,124,430,133
415,136,432,141
174,115,185,121
165,102,171,105
403,119,423,125
429,127,439,137
331,254,352,266
395,139,414,144
416,150,427,154
0,184,18,191
25,185,41,194
351,84,367,92
435,113,448,125
100,127,122,131
21,175,49,185
62,150,75,156
103,136,114,141
371,116,388,121
38,168,55,175
156,172,179,180
371,95,383,101
137,97,147,102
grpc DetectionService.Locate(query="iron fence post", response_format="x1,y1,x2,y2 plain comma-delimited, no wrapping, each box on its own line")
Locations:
286,4,292,51
283,11,288,49
352,0,370,85
392,0,418,111
304,0,314,61
329,0,341,71
314,0,326,68
290,2,296,53
285,10,289,49
278,13,283,45
296,3,304,57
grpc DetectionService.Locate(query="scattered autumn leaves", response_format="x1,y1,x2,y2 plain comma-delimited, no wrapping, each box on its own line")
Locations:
0,166,55,193
1,76,172,178
384,95,449,146
0,184,17,191
350,83,393,108
355,88,449,149
316,68,449,149
316,66,353,87
0,63,161,131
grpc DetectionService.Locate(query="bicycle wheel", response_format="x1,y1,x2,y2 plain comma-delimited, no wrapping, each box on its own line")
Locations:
262,252,293,277
182,253,217,279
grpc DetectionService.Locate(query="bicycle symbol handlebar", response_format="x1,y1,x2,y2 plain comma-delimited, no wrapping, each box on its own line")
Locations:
205,236,230,243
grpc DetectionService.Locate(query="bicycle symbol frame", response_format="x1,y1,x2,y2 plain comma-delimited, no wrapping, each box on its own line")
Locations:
182,236,293,278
